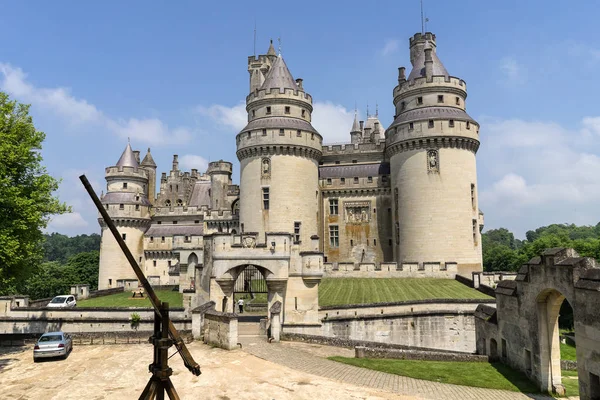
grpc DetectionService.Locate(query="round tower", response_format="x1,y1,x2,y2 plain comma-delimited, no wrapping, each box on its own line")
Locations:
98,143,152,290
207,160,233,211
237,50,322,250
385,32,482,274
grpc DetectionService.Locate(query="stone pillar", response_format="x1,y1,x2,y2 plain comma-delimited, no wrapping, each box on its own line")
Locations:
266,279,287,320
215,278,235,313
270,301,282,342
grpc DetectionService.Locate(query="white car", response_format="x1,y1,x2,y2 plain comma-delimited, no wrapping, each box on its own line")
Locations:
47,295,77,308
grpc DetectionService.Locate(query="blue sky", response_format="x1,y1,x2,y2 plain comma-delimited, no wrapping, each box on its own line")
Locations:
1,0,600,238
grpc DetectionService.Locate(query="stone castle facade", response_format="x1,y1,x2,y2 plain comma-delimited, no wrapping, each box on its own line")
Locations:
97,32,484,294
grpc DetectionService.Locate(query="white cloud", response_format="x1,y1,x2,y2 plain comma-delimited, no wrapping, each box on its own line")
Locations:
0,63,102,124
380,39,400,56
179,154,209,171
499,57,522,83
478,117,600,237
312,101,355,144
0,63,193,146
107,118,192,146
196,102,247,132
47,212,89,230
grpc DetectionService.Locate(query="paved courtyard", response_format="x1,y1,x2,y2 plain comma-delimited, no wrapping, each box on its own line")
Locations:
0,339,575,399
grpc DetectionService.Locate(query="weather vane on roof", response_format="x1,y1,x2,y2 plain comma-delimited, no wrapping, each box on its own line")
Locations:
278,37,282,56
420,0,429,33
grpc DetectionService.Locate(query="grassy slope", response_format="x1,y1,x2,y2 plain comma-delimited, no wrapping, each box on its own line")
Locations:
329,357,540,393
319,278,492,307
560,342,577,361
77,290,182,307
561,370,579,397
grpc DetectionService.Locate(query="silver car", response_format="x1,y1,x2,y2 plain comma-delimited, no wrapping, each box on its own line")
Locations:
33,332,73,361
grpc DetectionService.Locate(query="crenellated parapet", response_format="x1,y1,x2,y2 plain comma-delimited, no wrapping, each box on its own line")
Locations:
236,143,322,162
105,166,149,183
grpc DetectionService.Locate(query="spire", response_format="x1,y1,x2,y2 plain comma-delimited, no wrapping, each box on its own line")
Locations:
141,147,156,167
407,33,448,81
116,143,139,168
267,39,277,56
260,55,297,91
351,110,361,133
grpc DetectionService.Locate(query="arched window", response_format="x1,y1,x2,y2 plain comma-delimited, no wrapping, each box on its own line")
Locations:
176,199,183,206
165,199,171,207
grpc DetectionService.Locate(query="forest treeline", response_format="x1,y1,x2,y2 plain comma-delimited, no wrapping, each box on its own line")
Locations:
22,233,101,299
482,223,600,272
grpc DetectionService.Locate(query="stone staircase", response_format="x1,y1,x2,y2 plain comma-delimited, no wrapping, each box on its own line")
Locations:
238,322,262,337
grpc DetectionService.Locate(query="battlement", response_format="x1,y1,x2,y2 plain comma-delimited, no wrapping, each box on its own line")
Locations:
105,166,149,181
153,205,205,216
409,32,436,47
207,160,233,175
321,140,386,157
247,87,312,104
247,54,272,67
394,75,467,98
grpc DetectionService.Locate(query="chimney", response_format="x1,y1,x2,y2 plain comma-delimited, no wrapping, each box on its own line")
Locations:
424,48,433,80
374,122,380,132
295,78,303,89
359,121,364,131
191,169,198,178
133,150,140,164
172,155,179,171
161,172,167,182
398,67,406,84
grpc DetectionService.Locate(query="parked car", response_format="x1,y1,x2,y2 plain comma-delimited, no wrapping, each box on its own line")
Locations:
33,332,73,362
47,295,76,308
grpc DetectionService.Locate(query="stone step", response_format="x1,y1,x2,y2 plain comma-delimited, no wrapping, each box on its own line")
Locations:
238,322,262,336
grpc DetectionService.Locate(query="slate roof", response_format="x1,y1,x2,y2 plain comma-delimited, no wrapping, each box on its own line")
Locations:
115,143,139,168
141,148,156,167
408,46,449,80
240,117,319,134
319,163,390,179
101,192,151,206
350,114,361,133
145,225,204,237
188,181,211,207
260,56,297,92
388,107,476,130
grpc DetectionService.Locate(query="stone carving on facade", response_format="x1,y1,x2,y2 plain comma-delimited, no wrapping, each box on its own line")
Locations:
427,149,439,173
241,235,256,248
344,201,370,223
261,157,271,178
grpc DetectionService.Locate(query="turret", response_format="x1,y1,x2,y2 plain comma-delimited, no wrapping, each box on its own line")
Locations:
385,32,482,276
141,148,157,205
97,143,152,290
237,44,322,249
350,111,361,144
207,160,233,211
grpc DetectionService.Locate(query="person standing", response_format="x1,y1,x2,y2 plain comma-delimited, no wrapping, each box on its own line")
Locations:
237,298,244,313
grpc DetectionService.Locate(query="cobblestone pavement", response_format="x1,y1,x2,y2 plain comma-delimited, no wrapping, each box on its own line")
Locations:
239,338,565,400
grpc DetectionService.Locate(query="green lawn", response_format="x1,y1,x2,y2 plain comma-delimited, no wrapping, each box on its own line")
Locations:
318,278,492,307
329,357,540,393
561,370,579,397
78,290,182,308
560,342,577,361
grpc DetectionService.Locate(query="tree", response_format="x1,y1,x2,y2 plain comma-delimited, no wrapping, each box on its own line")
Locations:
0,92,69,294
66,251,99,291
43,233,100,263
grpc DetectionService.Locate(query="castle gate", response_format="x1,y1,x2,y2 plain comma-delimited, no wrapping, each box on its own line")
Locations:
474,248,600,399
233,265,268,310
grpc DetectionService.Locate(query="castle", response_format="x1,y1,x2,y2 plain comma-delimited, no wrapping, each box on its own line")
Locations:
97,32,484,318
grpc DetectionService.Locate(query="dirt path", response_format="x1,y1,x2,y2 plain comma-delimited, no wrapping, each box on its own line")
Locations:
0,343,415,400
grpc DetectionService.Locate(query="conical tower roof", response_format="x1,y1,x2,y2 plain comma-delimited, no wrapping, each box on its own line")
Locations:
408,44,449,80
141,148,156,167
267,39,277,56
116,143,139,168
260,56,298,91
351,112,361,133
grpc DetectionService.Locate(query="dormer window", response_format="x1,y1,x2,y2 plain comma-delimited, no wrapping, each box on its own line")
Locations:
417,97,423,105
285,106,290,114
266,106,271,114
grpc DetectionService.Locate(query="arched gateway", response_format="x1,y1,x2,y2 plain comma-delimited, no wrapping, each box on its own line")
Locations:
475,248,600,399
204,232,324,339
